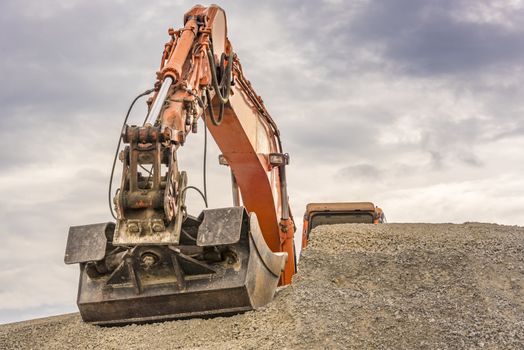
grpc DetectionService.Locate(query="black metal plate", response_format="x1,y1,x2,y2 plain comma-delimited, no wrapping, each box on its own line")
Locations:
64,222,114,264
196,207,246,246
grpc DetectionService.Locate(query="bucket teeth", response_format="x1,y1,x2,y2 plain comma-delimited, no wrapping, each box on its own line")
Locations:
65,207,287,325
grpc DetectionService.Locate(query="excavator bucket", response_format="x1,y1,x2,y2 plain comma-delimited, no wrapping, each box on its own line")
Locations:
65,207,287,325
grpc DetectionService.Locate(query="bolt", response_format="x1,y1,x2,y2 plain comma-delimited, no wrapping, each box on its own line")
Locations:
223,251,237,265
152,223,164,232
128,223,140,233
141,253,158,269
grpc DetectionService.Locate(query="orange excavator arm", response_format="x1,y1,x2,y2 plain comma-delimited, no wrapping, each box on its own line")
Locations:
65,4,301,325
147,5,297,284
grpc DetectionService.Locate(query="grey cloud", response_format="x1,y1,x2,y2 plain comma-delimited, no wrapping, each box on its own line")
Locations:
338,163,383,180
336,162,422,184
253,0,524,78
419,117,486,168
0,0,178,119
429,150,444,170
492,125,524,140
225,0,524,168
348,0,524,76
458,153,483,167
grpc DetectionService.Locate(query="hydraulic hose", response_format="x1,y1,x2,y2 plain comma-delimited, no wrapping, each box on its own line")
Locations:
180,185,208,208
206,47,233,126
206,48,233,104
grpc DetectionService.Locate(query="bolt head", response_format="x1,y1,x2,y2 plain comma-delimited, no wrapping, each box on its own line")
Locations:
141,253,158,269
152,223,164,232
128,223,140,233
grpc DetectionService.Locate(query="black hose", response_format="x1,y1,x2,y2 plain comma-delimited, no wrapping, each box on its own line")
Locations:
205,48,233,126
206,48,233,104
180,185,208,208
203,114,208,202
205,88,221,126
108,88,154,220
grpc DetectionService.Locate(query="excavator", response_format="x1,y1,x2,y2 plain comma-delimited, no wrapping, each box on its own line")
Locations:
64,5,301,325
302,202,385,248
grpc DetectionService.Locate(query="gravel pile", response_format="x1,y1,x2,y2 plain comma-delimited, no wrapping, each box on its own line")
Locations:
1,223,523,349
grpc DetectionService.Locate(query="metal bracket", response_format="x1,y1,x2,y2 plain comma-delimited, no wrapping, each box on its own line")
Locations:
64,223,114,264
196,206,248,246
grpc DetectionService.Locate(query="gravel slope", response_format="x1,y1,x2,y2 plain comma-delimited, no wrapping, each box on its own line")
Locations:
1,223,523,349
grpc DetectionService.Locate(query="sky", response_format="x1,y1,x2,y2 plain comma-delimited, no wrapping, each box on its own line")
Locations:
1,0,523,324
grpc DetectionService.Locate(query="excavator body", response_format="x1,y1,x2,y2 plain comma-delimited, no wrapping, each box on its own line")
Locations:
64,4,295,325
302,202,385,248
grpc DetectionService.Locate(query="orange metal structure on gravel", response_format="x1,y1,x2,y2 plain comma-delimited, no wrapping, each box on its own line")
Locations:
302,202,385,248
64,4,302,325
158,5,298,283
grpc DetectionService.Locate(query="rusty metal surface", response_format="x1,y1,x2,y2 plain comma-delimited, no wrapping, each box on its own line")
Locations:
141,3,297,283
302,202,384,239
206,63,297,283
113,142,187,245
113,217,179,245
197,207,246,246
247,213,287,279
305,202,377,214
64,223,114,264
65,5,299,327
122,125,169,144
71,209,286,325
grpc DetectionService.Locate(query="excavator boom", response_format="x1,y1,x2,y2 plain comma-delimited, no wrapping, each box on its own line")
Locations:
64,5,298,325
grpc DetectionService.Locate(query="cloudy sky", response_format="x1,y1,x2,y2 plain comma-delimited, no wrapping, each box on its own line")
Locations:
1,0,524,324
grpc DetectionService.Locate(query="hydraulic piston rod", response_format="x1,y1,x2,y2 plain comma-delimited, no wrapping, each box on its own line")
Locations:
144,76,174,126
143,17,198,127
